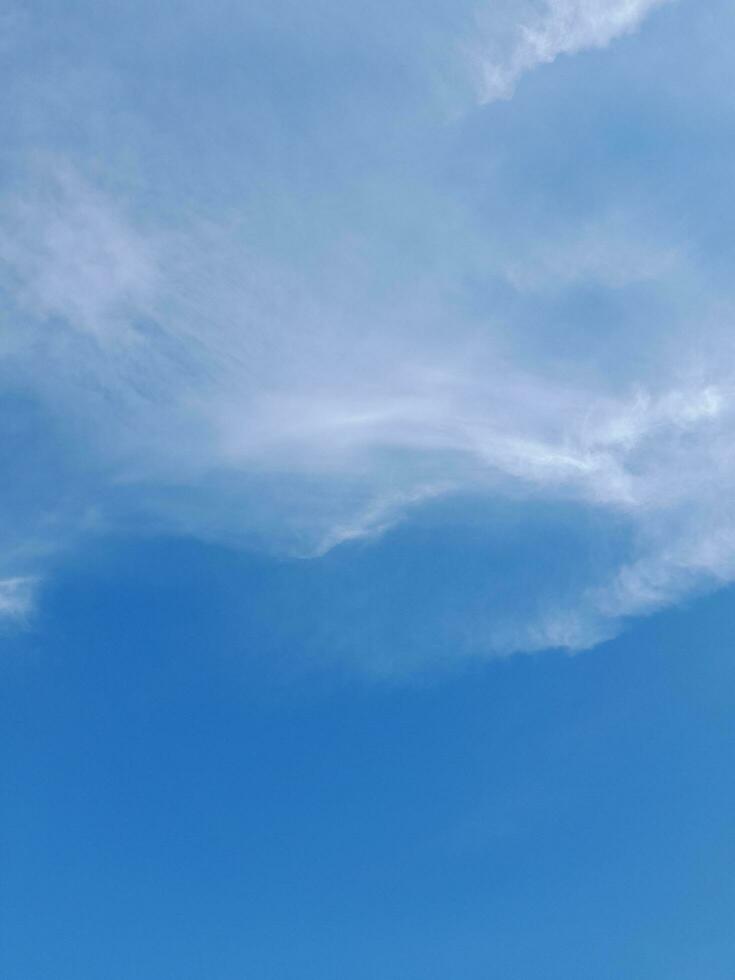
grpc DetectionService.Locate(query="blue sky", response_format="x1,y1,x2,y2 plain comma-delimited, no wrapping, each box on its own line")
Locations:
2,0,735,975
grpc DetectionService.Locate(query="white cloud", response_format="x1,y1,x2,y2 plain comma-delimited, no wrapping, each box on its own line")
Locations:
473,0,671,102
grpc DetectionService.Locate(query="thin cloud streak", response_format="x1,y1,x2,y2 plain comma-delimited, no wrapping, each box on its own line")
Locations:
473,0,671,101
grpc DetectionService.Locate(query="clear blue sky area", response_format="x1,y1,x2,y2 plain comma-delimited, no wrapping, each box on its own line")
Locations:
2,528,735,979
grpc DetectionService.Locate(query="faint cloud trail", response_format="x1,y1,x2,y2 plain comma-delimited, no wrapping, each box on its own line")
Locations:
473,0,672,102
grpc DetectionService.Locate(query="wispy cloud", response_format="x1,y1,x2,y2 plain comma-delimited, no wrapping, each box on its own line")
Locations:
473,0,671,102
1,164,728,649
0,165,158,343
0,151,731,650
0,577,37,622
1,0,733,660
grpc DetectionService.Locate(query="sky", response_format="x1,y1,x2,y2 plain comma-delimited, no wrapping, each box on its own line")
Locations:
2,0,735,976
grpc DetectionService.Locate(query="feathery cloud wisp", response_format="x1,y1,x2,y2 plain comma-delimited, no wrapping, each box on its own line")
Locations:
474,0,671,101
1,0,730,663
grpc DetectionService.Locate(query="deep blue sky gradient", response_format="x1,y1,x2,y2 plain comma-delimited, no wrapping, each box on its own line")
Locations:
2,529,734,979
